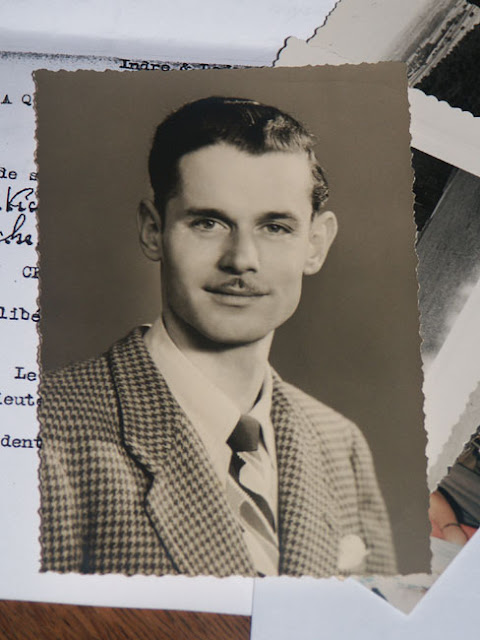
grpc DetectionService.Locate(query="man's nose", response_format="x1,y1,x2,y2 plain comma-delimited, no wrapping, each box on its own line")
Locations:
218,230,260,273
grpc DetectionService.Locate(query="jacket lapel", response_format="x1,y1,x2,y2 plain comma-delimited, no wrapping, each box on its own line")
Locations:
108,328,254,577
272,373,341,577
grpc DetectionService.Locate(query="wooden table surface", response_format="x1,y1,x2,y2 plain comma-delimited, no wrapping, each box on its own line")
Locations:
0,601,251,640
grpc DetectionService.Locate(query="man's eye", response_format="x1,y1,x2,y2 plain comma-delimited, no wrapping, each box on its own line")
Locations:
264,223,291,234
191,218,220,231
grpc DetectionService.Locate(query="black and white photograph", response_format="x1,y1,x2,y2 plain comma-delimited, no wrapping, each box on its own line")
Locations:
278,0,480,118
412,150,480,574
391,0,480,89
403,0,480,116
35,64,428,579
413,150,480,363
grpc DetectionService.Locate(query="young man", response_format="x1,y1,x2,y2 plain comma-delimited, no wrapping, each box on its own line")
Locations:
39,97,396,577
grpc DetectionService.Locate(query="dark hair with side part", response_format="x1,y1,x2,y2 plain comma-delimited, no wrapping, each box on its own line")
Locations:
148,96,329,220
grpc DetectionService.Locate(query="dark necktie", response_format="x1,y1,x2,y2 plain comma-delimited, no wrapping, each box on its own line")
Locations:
227,415,276,532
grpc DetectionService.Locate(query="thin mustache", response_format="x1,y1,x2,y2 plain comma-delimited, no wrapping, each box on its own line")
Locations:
204,278,269,296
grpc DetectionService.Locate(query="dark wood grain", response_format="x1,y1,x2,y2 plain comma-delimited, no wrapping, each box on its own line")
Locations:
0,601,251,640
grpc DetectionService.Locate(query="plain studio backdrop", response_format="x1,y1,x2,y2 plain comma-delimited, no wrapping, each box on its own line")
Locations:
36,64,429,574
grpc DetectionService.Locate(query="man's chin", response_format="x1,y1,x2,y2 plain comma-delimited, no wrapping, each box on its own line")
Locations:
165,306,276,350
191,321,274,350
201,329,269,349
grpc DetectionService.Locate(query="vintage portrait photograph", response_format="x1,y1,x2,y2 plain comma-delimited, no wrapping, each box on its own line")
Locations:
35,64,429,578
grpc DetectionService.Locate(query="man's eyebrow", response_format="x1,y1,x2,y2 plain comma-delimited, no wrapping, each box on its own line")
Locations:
259,212,300,223
185,208,231,224
184,208,302,225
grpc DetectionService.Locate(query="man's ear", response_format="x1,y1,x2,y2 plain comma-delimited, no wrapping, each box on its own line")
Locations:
137,199,163,262
303,210,338,276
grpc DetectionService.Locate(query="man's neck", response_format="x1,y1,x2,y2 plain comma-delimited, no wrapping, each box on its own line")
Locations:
162,313,273,414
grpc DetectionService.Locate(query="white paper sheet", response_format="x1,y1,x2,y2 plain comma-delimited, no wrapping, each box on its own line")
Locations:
408,88,480,179
0,0,338,66
251,532,480,639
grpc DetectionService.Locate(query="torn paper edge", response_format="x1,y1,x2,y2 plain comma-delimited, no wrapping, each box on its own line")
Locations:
275,0,480,124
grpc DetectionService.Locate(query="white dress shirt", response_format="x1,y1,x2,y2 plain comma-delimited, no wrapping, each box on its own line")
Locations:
144,316,279,574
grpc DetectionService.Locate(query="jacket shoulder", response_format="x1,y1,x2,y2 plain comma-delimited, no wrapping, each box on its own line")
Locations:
276,378,363,447
39,350,116,434
41,351,111,399
277,377,397,574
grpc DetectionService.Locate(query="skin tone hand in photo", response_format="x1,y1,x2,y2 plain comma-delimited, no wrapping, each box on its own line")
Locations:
429,490,468,546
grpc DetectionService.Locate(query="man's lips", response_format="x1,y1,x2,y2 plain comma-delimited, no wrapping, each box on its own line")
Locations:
204,282,268,297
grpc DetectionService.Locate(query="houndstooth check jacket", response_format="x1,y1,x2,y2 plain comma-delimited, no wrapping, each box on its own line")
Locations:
39,327,396,577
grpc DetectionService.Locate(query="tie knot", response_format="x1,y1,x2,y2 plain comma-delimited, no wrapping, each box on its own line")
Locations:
228,415,261,453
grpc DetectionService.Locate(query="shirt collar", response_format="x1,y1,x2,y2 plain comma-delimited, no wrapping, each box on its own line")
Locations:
249,365,275,459
144,316,273,487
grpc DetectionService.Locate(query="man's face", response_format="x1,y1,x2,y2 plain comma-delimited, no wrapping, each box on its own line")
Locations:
154,142,332,347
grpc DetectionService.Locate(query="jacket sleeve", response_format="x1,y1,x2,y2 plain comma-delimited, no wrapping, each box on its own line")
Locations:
39,439,84,572
38,370,86,573
350,425,397,575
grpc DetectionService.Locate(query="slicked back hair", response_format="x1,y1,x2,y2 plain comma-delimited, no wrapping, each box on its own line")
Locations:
148,96,329,220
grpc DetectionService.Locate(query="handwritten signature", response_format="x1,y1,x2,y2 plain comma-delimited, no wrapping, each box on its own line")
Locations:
0,214,33,246
4,186,37,213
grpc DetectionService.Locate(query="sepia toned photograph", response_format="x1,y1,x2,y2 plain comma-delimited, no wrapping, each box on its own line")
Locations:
35,64,429,578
